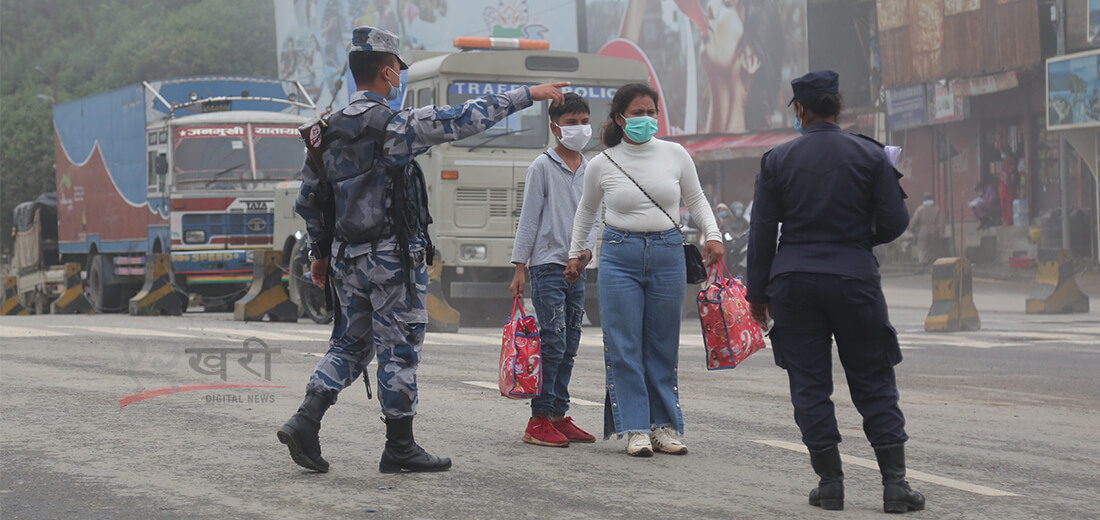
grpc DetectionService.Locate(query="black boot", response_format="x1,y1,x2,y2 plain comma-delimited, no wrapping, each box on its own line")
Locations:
874,443,926,513
808,445,844,511
277,391,333,472
379,416,452,473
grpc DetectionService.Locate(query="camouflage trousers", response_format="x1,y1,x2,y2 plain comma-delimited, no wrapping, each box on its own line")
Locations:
305,249,427,418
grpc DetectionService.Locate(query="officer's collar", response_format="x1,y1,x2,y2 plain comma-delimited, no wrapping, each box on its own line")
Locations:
804,121,841,133
349,90,389,104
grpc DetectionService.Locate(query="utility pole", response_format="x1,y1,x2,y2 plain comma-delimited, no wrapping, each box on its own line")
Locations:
1055,0,1072,251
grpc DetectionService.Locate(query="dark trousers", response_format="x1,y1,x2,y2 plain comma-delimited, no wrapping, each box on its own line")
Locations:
767,272,908,450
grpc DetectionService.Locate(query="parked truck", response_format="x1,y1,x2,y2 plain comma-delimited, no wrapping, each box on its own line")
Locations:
9,76,316,312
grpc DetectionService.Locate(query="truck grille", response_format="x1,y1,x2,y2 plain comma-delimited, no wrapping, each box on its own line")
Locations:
456,187,509,218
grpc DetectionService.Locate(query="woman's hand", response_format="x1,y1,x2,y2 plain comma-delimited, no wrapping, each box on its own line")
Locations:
564,250,590,284
702,240,724,267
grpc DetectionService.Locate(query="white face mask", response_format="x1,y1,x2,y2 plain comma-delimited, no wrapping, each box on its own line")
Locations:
923,200,934,206
553,122,592,152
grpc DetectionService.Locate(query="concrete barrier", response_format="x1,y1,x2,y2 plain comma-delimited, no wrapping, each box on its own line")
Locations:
234,250,297,322
1026,249,1090,314
51,263,95,314
924,257,980,332
129,254,186,316
1,276,30,316
426,261,460,333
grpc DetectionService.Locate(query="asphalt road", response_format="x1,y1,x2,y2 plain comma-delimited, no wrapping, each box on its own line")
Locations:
1,275,1097,519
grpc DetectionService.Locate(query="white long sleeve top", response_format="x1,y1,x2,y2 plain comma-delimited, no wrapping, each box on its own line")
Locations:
569,138,721,258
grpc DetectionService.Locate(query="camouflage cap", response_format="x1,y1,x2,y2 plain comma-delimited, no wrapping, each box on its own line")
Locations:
351,26,408,70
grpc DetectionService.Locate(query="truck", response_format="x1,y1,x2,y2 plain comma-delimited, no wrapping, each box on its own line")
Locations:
10,76,316,312
270,40,649,327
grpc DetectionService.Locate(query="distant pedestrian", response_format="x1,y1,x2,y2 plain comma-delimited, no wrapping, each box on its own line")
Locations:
998,148,1019,226
510,93,599,448
910,193,944,265
566,83,723,457
746,70,925,513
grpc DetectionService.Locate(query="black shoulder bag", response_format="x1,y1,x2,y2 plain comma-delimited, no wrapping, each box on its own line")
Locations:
601,151,708,284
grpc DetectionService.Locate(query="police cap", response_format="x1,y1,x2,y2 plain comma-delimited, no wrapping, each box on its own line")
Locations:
351,26,408,70
788,70,839,107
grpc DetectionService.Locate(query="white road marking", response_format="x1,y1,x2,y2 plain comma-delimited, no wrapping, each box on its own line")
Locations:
53,326,202,339
0,326,73,338
751,440,1019,497
177,326,323,342
461,381,601,406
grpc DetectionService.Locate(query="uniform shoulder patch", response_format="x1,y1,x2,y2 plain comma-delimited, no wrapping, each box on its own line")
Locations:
298,119,327,150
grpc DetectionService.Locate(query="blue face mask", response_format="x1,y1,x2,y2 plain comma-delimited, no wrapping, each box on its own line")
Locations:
621,114,659,143
795,117,805,135
384,66,402,101
718,211,730,219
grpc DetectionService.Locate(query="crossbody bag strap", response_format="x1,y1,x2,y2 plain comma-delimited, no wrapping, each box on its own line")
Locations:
601,151,682,234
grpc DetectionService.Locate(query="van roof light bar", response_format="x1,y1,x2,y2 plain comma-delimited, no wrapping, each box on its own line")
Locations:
453,37,549,51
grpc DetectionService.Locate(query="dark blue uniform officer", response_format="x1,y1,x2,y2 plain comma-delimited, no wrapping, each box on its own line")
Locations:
746,70,925,514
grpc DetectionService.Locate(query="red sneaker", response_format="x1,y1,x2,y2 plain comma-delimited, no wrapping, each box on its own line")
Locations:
523,416,569,447
551,416,596,443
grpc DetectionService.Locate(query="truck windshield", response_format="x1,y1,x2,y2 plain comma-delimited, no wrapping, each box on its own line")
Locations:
448,82,547,149
173,126,252,189
253,126,305,181
173,125,304,189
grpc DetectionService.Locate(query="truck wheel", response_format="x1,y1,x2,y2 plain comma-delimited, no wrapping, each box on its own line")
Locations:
292,246,332,324
87,254,124,312
584,301,601,327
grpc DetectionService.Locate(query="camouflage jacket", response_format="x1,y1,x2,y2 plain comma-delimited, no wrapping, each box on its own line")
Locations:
296,87,533,259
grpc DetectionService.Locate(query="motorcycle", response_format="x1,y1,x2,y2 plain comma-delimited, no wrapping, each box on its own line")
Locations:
723,230,749,279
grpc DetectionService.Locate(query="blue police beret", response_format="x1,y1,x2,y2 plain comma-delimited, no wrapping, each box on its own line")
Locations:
788,70,840,106
351,26,408,70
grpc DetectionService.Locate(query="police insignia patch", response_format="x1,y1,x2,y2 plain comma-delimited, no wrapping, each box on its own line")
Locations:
309,124,322,148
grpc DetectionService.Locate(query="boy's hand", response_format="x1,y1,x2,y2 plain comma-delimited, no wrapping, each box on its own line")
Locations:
529,82,570,106
509,264,526,298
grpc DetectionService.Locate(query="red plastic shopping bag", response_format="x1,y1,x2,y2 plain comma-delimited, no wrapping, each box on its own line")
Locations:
697,264,766,370
499,296,542,399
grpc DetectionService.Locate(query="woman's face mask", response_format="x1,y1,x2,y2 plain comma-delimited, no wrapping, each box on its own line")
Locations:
621,114,659,143
718,211,730,219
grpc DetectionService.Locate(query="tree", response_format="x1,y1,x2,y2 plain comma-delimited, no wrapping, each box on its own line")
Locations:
0,0,277,255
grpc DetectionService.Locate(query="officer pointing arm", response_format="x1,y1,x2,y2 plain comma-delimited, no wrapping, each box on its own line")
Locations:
297,28,567,288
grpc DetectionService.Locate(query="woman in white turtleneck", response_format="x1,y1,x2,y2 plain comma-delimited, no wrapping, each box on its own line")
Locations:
564,84,724,457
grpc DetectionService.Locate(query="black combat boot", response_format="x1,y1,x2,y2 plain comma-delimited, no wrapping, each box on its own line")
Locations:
378,416,452,473
874,443,926,513
808,445,845,511
277,391,333,473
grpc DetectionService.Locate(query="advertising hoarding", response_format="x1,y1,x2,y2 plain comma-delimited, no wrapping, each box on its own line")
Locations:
1047,50,1100,131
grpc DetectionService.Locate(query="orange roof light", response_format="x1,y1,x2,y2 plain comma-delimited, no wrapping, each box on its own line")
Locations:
453,37,549,51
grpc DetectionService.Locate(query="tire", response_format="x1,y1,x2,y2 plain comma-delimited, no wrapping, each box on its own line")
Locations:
584,300,601,327
292,245,332,324
87,254,125,312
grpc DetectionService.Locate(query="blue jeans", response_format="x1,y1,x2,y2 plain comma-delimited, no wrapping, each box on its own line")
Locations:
598,225,686,439
528,263,586,418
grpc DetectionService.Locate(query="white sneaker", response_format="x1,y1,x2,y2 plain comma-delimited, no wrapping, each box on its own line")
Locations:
650,426,688,455
626,432,654,457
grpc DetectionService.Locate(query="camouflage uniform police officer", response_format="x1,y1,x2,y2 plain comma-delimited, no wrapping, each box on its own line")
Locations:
278,26,568,474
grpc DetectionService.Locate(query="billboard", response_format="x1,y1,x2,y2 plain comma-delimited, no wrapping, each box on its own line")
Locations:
585,0,808,136
1091,0,1099,45
1046,50,1100,131
274,0,579,112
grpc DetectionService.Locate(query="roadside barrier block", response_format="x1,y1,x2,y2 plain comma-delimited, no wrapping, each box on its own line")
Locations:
129,254,186,316
51,263,95,315
1026,249,1089,314
925,257,980,332
2,276,30,316
426,261,460,333
234,250,297,322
